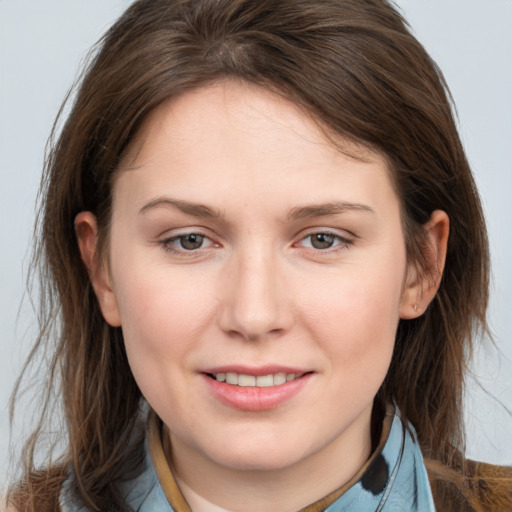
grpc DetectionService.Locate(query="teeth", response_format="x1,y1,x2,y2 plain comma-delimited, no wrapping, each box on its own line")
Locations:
273,372,286,385
226,372,238,385
238,374,256,387
255,374,273,387
214,372,299,387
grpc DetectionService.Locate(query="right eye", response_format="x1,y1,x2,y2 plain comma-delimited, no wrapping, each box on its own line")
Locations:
160,232,215,253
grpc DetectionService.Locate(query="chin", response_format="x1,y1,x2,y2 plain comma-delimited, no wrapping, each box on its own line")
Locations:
202,432,314,472
217,450,304,472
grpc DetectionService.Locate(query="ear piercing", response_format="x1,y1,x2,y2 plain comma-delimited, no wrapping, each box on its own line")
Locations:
413,304,419,313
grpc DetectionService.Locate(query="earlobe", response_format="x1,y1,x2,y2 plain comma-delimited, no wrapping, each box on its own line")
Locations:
75,212,122,327
400,210,449,319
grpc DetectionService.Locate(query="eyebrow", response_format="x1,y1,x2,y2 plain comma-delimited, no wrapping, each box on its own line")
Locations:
139,197,221,218
286,201,375,221
139,197,374,222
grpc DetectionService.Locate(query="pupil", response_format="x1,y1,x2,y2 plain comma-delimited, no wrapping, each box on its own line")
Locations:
181,234,203,250
312,233,334,249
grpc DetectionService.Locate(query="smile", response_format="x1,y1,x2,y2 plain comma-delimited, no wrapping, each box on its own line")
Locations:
208,372,301,387
202,368,313,411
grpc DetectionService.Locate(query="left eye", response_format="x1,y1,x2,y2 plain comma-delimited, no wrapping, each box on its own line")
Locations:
298,232,347,250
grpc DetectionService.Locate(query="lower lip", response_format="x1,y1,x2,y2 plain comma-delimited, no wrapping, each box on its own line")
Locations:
202,373,312,411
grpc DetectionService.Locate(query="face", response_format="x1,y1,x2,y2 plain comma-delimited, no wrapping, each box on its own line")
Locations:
88,81,414,478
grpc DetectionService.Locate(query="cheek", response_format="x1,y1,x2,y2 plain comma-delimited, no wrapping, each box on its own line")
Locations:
112,272,214,419
112,265,214,376
299,260,404,383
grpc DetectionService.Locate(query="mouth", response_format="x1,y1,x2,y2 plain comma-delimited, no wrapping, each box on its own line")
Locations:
201,367,313,411
204,371,306,388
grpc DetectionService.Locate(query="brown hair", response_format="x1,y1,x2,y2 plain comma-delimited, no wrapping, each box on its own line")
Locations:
8,0,509,510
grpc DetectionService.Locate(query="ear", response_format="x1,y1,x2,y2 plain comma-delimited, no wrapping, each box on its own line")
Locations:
75,212,122,327
400,210,449,319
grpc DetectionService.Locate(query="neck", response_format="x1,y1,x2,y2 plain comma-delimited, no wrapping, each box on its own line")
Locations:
165,410,373,512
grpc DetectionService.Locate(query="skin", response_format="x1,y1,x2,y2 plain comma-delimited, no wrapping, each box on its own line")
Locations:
76,80,448,512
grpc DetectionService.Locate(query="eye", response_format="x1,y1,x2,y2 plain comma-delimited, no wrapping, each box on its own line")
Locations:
308,233,337,249
297,232,351,251
176,233,206,250
160,232,215,253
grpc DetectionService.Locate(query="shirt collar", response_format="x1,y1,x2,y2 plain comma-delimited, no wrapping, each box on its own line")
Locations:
146,405,403,512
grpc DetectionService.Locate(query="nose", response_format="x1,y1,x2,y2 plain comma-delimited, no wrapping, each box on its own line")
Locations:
217,248,293,342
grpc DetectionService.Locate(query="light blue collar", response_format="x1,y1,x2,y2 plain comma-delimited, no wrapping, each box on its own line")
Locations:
60,409,436,511
323,412,436,511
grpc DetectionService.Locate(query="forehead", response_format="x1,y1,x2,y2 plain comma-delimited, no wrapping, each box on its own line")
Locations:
114,80,398,217
121,79,384,167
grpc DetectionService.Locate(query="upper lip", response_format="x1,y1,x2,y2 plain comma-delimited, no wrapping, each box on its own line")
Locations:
201,365,311,376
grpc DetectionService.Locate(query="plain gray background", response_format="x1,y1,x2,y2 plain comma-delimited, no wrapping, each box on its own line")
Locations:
1,0,511,487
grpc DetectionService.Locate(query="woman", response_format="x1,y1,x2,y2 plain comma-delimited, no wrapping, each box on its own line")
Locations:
6,0,512,510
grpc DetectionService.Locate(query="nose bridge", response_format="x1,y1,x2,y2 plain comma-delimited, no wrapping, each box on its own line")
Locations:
218,241,291,341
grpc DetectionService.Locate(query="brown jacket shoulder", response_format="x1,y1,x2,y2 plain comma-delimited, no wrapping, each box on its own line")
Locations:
429,459,512,512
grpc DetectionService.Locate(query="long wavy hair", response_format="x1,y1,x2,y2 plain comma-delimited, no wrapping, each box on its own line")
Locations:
8,0,510,510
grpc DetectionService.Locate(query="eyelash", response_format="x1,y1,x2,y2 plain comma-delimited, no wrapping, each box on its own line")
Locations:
158,230,353,255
